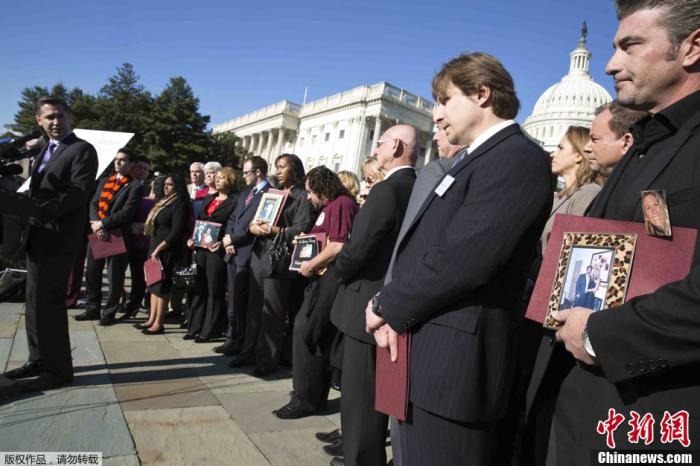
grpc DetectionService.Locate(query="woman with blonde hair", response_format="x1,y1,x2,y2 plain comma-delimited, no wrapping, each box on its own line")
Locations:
358,156,385,206
337,170,361,202
540,126,602,250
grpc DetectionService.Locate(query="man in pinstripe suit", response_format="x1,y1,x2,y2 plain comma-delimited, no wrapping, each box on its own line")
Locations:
365,53,552,465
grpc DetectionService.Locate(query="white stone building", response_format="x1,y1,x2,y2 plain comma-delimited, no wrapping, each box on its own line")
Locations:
523,23,613,152
213,82,435,175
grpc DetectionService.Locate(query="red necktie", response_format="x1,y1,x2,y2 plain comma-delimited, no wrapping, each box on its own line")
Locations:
245,189,255,206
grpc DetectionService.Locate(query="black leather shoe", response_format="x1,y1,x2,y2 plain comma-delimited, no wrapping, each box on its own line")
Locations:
272,397,315,419
98,315,116,326
182,334,197,340
20,372,73,392
194,337,212,343
323,438,343,456
251,366,271,378
74,311,100,321
3,361,43,380
213,341,240,355
227,355,253,368
316,428,342,443
330,457,344,466
142,327,164,335
116,311,138,322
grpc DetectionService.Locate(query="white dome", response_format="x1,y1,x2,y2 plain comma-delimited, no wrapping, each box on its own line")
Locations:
523,23,612,152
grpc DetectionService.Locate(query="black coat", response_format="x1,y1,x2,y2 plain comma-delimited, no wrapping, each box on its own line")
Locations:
89,176,144,244
198,194,237,243
29,132,98,252
380,124,552,424
225,184,270,267
331,167,416,343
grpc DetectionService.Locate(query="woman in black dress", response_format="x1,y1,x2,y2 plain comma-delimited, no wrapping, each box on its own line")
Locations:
185,167,239,342
140,174,192,334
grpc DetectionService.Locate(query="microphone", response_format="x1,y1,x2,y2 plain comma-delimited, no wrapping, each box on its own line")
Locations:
0,129,42,158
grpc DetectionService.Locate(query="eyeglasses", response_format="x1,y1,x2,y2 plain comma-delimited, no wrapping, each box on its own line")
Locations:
242,170,254,176
376,138,405,148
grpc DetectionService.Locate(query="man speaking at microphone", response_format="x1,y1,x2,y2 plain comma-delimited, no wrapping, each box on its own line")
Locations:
2,97,97,393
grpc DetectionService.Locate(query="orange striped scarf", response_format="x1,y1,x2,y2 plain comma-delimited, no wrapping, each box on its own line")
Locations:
97,175,130,219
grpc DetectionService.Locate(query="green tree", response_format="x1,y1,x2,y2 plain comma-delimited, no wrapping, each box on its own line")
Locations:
208,131,248,170
145,76,211,173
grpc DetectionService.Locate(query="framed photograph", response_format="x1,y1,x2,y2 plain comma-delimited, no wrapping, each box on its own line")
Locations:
641,189,672,237
192,220,222,248
543,232,637,330
289,232,327,272
253,189,288,226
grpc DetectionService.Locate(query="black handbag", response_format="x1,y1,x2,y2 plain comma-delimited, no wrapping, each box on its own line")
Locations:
172,262,197,289
267,230,290,273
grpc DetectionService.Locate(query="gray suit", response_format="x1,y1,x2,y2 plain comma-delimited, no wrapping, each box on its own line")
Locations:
383,156,453,466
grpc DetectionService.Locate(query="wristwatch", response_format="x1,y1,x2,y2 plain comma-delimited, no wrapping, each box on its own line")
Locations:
582,324,597,358
371,292,382,318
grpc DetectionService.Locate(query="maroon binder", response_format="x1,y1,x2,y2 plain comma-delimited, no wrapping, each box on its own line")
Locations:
88,230,127,260
526,214,697,324
375,333,410,421
144,257,165,286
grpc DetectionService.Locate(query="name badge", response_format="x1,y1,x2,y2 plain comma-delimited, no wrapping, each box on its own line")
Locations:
434,175,455,197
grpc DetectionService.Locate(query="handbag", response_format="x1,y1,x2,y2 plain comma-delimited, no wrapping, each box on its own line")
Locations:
172,262,197,289
267,230,290,274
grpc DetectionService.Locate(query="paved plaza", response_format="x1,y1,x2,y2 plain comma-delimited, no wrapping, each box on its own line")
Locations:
0,300,353,466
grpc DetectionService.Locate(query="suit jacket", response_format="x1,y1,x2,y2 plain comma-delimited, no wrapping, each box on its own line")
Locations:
225,183,270,267
28,132,98,252
197,194,237,245
384,157,454,284
380,124,552,423
89,176,144,243
331,167,416,343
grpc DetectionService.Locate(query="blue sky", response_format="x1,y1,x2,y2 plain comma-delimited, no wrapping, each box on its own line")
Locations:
1,0,621,132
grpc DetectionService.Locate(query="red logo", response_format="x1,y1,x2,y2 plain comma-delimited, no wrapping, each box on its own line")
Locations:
660,410,690,447
597,409,691,449
597,408,626,449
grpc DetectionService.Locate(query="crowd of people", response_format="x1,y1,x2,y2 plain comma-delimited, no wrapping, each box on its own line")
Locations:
3,0,700,465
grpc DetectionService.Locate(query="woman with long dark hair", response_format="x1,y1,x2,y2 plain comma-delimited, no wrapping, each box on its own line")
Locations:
184,167,239,342
229,154,315,376
138,174,192,334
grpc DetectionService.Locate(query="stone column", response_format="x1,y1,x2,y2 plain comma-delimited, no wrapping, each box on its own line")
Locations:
253,134,261,155
264,130,274,163
275,128,285,158
370,116,382,151
354,116,370,175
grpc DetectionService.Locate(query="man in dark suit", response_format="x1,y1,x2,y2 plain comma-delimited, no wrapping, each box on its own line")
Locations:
330,124,417,466
3,97,98,391
574,266,593,307
76,148,143,326
365,53,552,465
217,156,270,356
530,1,700,463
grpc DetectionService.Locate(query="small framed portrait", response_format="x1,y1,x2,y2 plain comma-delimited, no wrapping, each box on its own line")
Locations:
192,220,222,248
253,189,288,226
641,190,672,237
543,232,637,330
289,233,327,272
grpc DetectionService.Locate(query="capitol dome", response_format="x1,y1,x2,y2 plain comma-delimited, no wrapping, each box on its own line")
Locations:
523,22,612,152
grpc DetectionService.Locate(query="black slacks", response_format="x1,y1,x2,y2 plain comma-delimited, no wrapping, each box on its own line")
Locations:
341,335,388,466
225,261,250,347
398,405,495,466
25,240,75,379
126,247,147,310
187,249,227,339
292,308,331,409
85,247,129,318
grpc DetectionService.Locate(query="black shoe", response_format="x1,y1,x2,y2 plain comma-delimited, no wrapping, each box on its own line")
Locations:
272,397,315,420
323,438,343,456
330,457,344,466
251,366,270,378
227,355,253,368
98,315,116,326
182,334,197,340
179,322,189,329
74,311,100,321
316,428,342,444
194,337,212,344
142,327,164,335
3,361,43,380
19,372,73,392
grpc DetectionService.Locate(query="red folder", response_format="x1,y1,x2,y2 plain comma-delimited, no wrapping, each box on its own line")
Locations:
526,214,697,324
144,257,165,286
375,333,410,421
88,230,127,260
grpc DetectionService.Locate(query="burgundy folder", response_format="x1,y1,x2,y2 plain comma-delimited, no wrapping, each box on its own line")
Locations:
144,257,165,286
375,333,410,421
526,214,697,324
88,230,127,260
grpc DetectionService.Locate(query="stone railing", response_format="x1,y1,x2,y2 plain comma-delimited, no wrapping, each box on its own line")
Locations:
213,100,301,133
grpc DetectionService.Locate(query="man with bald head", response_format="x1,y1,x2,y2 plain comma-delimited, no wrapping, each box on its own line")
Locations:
329,124,418,466
585,100,647,177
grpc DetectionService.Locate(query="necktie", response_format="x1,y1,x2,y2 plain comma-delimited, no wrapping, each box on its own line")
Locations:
38,142,56,173
451,149,468,169
245,189,256,206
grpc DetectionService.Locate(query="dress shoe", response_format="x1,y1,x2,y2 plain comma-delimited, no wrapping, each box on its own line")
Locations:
98,315,116,326
251,366,270,378
3,361,43,380
194,337,212,343
142,327,164,335
323,438,343,456
74,311,100,321
315,428,342,443
227,355,253,368
330,457,344,466
116,311,138,322
214,345,240,356
272,396,315,420
182,334,197,340
20,372,73,392
179,322,188,329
